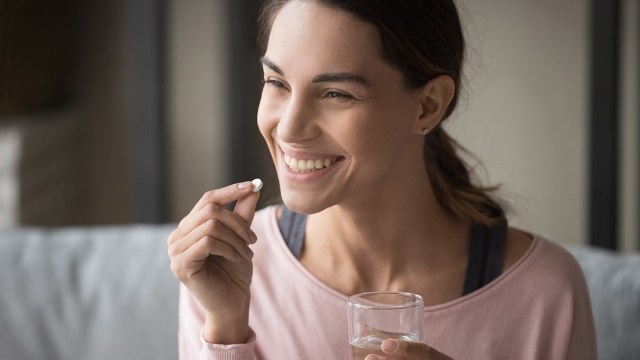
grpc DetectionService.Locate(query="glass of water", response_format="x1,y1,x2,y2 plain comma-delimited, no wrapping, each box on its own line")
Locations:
347,292,424,360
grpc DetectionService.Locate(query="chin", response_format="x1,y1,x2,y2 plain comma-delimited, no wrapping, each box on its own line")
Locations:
280,187,332,215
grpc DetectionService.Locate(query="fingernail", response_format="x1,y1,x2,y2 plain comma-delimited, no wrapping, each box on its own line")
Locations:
246,247,254,259
365,355,380,360
381,340,398,353
238,181,252,190
248,230,257,243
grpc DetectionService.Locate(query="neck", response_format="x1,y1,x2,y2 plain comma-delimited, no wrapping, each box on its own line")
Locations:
304,169,469,295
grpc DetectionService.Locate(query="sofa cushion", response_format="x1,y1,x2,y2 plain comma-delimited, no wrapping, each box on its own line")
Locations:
566,245,640,360
0,225,178,360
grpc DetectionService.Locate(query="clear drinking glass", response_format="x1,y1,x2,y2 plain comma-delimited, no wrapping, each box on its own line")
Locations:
347,292,424,360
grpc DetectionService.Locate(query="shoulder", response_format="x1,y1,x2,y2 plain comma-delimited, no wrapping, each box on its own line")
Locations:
533,235,584,275
506,231,587,292
502,228,533,272
505,228,581,271
503,234,597,355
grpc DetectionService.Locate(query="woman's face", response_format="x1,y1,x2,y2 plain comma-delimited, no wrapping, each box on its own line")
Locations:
258,1,425,214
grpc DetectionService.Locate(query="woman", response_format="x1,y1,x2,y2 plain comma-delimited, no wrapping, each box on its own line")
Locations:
168,0,597,359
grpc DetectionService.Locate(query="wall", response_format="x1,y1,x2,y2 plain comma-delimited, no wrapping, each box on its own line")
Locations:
620,0,639,252
448,0,590,245
166,0,231,221
450,0,638,251
74,0,135,224
0,0,137,226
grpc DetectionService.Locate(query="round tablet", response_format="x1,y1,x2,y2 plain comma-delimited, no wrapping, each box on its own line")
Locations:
251,178,263,192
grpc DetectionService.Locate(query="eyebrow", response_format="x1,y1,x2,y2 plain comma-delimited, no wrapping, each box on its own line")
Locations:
260,56,284,76
260,56,370,87
312,72,369,86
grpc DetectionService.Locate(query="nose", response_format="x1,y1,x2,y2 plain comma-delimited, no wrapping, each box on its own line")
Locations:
277,93,319,143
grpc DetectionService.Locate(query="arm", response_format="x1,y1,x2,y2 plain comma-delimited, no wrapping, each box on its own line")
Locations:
564,265,598,360
169,181,262,360
179,284,256,360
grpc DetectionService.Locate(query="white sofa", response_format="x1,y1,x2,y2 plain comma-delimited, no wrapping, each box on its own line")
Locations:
0,225,178,360
0,225,638,360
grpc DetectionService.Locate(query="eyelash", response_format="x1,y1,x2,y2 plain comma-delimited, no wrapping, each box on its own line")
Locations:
262,79,355,102
324,91,353,100
263,79,287,90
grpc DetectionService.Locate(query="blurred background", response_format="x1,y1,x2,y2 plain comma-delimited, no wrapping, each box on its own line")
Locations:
0,0,637,252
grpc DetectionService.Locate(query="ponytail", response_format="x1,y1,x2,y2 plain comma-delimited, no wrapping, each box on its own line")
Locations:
424,127,504,227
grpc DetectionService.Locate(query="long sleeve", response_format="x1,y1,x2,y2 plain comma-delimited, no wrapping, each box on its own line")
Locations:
564,260,598,359
178,284,256,360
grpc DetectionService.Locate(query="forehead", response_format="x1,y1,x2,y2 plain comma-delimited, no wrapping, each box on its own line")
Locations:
265,1,386,75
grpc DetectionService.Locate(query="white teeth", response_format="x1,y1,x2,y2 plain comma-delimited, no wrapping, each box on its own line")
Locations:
283,153,338,173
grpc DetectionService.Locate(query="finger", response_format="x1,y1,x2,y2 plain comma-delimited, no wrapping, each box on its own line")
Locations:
380,339,452,359
190,181,256,215
194,236,242,262
167,227,180,247
364,355,394,360
171,236,242,282
176,203,256,245
170,218,254,261
234,190,260,224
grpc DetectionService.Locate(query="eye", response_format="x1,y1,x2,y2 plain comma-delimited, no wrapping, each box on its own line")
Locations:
263,79,287,90
324,91,354,100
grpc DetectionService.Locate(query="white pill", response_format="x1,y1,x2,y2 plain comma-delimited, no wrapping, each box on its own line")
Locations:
251,178,263,192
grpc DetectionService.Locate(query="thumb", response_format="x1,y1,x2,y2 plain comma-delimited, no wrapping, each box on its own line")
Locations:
234,179,262,224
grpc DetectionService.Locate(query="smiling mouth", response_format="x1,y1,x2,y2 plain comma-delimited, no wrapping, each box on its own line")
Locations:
284,153,343,173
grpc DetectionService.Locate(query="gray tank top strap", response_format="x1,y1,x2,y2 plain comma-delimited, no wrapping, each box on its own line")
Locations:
277,206,306,258
462,220,508,295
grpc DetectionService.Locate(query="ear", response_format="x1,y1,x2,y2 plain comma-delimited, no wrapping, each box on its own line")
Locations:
413,75,455,135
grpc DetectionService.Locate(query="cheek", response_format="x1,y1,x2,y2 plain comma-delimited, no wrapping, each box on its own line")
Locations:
257,95,280,142
345,109,410,157
340,108,416,178
257,95,283,168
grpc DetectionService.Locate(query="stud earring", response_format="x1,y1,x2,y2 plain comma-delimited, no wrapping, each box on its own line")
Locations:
422,127,430,135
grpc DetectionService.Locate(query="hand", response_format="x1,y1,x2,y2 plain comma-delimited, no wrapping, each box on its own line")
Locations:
364,339,454,360
167,181,260,343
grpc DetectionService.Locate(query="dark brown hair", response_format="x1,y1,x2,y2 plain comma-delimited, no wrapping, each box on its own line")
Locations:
258,0,504,226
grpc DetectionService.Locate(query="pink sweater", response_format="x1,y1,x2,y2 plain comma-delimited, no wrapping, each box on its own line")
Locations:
179,206,597,359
